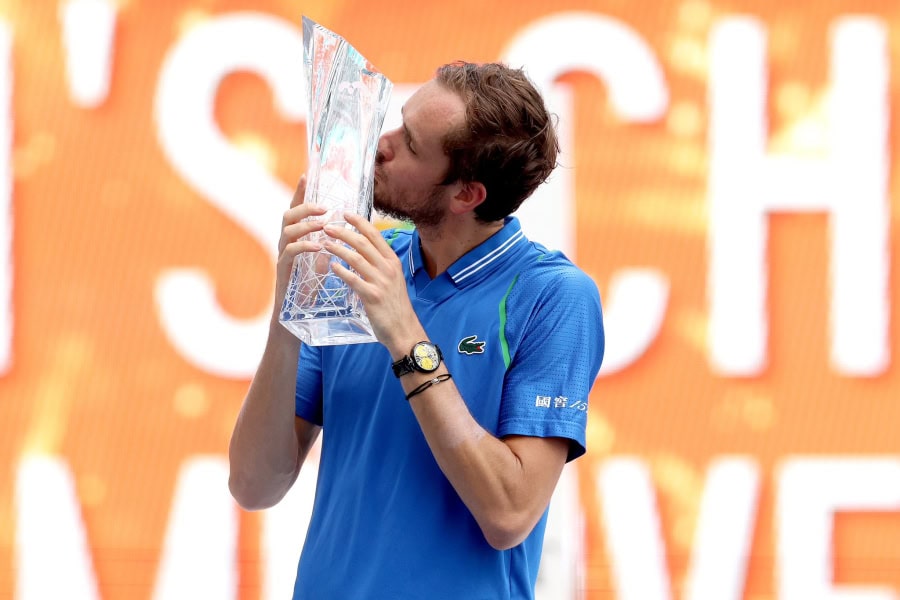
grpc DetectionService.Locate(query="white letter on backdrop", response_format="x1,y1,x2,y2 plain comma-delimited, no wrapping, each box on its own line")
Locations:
502,12,670,377
599,457,761,600
707,18,890,376
777,457,900,600
261,451,319,600
15,455,100,600
152,457,237,600
59,0,117,108
154,13,305,378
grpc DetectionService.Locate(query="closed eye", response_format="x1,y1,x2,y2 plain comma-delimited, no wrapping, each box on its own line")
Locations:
403,124,416,155
399,106,417,155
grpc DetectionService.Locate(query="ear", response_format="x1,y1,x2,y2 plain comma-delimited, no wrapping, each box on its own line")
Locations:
448,181,487,216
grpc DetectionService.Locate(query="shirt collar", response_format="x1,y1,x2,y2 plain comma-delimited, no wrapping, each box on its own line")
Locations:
406,217,527,287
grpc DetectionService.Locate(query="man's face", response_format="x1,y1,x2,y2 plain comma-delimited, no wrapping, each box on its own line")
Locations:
373,80,466,228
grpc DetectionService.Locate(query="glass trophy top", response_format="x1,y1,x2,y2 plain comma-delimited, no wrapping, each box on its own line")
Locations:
279,17,393,346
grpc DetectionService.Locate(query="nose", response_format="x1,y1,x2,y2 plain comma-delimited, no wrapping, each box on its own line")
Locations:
376,128,398,164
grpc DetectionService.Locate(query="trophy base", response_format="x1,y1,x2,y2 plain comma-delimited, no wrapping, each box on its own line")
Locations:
280,313,377,346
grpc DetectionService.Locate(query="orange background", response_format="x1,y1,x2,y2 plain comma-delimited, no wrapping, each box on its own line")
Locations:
1,1,900,598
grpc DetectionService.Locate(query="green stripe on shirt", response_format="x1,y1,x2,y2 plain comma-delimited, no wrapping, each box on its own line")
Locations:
498,274,520,369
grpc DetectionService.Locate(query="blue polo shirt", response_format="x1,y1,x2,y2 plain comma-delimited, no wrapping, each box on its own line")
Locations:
292,217,604,600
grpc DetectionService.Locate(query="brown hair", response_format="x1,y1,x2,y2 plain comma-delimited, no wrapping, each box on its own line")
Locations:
435,62,559,222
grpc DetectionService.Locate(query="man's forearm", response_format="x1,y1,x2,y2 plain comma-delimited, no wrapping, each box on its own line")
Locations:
228,321,307,510
405,375,568,550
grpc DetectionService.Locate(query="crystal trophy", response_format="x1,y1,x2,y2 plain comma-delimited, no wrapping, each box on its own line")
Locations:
279,17,393,345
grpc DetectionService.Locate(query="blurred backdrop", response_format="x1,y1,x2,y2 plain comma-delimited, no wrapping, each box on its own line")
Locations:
1,0,899,599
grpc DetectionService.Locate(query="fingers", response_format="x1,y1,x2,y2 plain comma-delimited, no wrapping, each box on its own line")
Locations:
323,213,394,266
323,238,378,284
290,174,307,208
322,224,383,277
343,212,396,259
279,181,326,255
280,199,327,256
284,175,323,229
329,259,362,288
283,237,323,257
283,199,326,228
321,215,403,288
282,217,325,244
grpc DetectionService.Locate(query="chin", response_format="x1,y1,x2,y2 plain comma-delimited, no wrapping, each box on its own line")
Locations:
373,199,409,223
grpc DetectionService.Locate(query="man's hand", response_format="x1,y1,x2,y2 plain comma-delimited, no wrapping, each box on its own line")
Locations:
273,176,328,320
322,212,423,354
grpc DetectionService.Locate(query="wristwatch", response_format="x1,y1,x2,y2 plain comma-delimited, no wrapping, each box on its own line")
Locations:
392,341,443,377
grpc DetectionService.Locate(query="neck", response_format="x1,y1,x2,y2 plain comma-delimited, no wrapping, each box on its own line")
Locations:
417,216,505,278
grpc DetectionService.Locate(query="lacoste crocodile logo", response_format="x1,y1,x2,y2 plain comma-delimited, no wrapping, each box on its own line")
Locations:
457,335,486,355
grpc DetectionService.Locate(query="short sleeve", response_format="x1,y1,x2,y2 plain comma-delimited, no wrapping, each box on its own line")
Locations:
498,265,604,461
295,342,324,426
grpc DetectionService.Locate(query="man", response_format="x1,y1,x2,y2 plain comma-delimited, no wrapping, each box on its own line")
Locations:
229,61,604,599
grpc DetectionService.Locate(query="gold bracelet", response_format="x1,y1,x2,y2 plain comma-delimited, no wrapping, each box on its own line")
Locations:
405,373,452,401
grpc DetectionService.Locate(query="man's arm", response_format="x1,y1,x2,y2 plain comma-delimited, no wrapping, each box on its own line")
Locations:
228,321,321,510
407,381,570,550
322,212,588,549
228,177,326,511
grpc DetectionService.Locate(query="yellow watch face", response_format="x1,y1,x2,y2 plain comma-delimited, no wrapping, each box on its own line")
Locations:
412,343,440,372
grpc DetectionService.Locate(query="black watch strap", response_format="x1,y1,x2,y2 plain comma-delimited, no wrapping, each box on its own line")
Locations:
391,355,416,378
